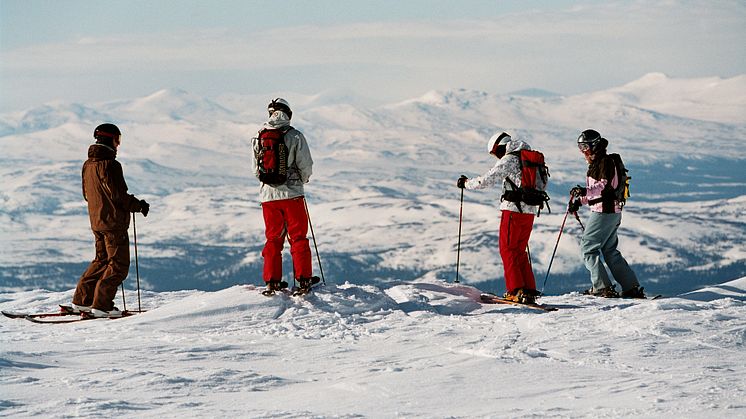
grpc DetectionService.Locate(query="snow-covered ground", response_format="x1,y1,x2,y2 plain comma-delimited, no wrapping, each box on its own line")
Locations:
1,275,744,417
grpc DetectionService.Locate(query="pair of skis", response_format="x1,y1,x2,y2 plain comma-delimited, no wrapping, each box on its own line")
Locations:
2,305,141,324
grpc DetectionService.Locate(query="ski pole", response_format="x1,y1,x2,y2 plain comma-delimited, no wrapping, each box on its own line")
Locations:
133,212,142,312
303,197,325,285
120,283,127,312
455,187,464,283
541,200,572,293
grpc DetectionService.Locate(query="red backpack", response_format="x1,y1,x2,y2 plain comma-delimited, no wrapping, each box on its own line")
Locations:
502,149,551,215
256,126,292,186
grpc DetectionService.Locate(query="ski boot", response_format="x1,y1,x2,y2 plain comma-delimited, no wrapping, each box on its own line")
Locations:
293,276,321,296
262,280,289,296
621,286,646,299
83,306,123,319
583,286,620,298
503,288,536,304
69,303,92,314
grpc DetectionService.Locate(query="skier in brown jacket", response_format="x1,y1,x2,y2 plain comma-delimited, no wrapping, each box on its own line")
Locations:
71,123,149,318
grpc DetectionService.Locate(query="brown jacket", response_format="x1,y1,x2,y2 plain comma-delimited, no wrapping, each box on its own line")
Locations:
82,144,142,231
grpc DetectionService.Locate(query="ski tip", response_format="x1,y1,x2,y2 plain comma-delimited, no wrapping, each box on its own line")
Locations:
2,310,27,319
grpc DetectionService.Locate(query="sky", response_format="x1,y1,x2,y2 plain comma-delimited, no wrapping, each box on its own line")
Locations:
1,0,744,112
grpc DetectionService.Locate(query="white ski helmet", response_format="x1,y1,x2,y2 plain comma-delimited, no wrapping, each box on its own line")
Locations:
487,132,511,155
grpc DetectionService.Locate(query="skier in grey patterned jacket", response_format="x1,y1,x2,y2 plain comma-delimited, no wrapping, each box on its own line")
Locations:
458,132,544,304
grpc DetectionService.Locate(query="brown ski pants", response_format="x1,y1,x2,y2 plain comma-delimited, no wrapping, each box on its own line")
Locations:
73,230,130,311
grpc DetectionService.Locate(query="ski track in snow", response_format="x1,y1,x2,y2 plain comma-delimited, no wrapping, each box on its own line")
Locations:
1,277,744,418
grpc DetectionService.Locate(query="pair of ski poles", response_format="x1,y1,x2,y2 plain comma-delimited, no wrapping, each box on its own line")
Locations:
540,195,583,292
119,212,143,313
454,191,583,290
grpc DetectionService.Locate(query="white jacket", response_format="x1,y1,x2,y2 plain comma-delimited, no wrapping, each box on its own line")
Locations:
251,111,313,203
465,139,545,214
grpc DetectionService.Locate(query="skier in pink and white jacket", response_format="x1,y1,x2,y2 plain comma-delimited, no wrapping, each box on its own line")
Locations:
569,129,645,299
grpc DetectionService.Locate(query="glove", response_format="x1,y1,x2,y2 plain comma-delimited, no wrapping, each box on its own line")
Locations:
570,185,587,198
568,199,581,213
139,200,150,217
457,175,468,189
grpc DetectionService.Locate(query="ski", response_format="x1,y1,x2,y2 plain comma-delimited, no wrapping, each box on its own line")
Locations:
579,292,663,300
480,293,558,312
3,310,65,319
24,310,140,324
3,304,82,319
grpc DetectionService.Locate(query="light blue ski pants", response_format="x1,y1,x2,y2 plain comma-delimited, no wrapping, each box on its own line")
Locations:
580,211,639,293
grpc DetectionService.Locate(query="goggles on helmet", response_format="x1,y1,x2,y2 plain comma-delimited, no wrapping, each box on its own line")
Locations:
577,129,601,153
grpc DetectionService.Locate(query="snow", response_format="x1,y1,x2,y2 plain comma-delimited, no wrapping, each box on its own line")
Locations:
1,276,744,417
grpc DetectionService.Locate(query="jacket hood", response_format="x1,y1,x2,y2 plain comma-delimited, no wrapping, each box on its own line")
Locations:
88,143,117,160
263,111,291,130
504,139,532,155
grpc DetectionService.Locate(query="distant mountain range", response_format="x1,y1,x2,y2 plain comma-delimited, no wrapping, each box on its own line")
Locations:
1,73,744,295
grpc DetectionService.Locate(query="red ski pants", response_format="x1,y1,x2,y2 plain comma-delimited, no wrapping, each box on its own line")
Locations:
499,210,536,293
261,197,312,282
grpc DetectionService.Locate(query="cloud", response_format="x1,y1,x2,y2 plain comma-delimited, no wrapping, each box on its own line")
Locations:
1,1,744,111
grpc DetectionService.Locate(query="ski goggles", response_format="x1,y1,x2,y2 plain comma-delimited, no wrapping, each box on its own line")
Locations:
577,142,591,152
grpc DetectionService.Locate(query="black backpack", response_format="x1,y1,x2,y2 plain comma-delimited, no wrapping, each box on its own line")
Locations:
608,153,630,206
256,126,292,186
588,153,630,211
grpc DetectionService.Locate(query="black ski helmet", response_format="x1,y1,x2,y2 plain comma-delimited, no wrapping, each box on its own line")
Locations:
577,129,606,153
94,123,121,141
268,98,292,119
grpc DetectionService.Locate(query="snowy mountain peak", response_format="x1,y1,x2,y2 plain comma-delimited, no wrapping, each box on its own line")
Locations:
626,72,671,86
406,89,491,109
113,88,235,122
1,73,745,299
565,73,746,123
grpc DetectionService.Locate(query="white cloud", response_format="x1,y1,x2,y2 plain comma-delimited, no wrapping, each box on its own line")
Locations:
1,1,744,111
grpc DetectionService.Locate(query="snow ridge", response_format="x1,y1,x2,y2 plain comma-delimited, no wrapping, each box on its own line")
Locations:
1,276,744,417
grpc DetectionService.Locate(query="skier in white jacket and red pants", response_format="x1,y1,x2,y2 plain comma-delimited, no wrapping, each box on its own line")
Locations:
252,98,315,294
458,132,544,304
